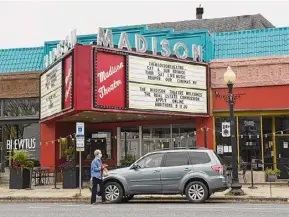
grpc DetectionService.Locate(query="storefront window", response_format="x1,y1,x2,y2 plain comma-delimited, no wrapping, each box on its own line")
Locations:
121,127,140,159
238,117,262,167
0,100,2,117
0,125,3,143
262,117,273,168
275,116,289,134
83,132,112,160
3,98,39,117
215,117,234,161
142,126,170,155
172,124,196,148
1,123,40,166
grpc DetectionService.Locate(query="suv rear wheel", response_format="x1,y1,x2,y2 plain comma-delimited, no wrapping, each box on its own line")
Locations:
185,181,208,203
104,182,124,203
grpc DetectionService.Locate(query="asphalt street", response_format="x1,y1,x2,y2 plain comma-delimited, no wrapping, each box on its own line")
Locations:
0,202,289,217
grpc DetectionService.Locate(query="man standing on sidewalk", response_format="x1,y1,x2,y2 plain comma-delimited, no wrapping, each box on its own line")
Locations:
90,149,107,204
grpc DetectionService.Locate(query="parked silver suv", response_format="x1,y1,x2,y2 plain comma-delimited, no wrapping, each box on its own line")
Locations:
103,148,228,203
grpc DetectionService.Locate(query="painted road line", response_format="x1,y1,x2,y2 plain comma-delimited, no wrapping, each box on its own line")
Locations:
28,206,50,209
156,206,289,211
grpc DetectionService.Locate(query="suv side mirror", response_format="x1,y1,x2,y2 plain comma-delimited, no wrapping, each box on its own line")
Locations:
131,164,139,170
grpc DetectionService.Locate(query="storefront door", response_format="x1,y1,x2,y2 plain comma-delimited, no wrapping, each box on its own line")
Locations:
276,137,289,179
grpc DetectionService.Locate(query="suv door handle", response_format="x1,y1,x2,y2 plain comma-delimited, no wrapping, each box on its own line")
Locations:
153,170,160,173
184,168,191,171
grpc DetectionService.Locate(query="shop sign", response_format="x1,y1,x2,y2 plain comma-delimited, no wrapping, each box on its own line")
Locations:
128,55,206,89
76,122,85,152
128,83,207,113
221,122,231,137
97,27,203,61
44,29,77,68
6,138,36,150
40,62,62,119
95,51,126,108
63,55,73,109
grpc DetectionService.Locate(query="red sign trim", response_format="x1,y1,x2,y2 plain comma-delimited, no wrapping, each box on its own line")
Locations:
93,47,128,110
62,51,74,112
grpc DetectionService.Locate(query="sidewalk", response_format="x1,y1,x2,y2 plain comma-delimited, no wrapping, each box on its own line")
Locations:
0,184,288,202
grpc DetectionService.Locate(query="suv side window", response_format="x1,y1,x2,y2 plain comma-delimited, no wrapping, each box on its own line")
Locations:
137,153,164,169
189,152,211,165
164,152,189,167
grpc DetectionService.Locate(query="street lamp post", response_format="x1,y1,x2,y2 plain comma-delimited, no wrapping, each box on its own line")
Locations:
224,66,244,195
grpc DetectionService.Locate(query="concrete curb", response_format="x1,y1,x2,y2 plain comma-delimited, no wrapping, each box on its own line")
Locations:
0,196,288,203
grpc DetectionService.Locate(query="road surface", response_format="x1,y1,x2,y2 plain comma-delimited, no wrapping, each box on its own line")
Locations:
0,202,288,217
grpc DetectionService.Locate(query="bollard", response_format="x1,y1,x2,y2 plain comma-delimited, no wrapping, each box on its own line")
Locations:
269,181,272,197
52,166,60,189
27,168,33,190
248,166,257,189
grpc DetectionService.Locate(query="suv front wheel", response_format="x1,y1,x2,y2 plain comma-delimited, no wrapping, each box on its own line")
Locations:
185,181,208,203
104,182,124,203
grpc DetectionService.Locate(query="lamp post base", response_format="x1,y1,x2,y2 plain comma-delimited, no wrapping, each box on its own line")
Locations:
229,182,244,196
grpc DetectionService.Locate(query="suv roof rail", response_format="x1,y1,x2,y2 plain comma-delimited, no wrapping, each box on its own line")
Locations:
153,147,208,151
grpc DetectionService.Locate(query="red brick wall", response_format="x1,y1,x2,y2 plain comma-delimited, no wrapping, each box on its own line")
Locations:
0,72,39,98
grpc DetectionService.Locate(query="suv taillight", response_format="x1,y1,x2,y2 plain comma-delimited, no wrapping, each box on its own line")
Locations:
211,165,223,175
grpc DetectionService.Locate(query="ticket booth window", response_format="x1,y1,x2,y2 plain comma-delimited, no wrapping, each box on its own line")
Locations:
84,132,112,160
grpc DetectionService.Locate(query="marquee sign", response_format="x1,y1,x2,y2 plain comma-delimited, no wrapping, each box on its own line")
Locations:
128,83,207,113
127,54,208,114
94,51,126,108
97,27,203,61
40,62,63,119
63,55,73,109
44,29,77,68
128,55,206,89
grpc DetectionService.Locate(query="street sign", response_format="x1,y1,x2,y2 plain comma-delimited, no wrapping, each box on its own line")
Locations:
75,122,85,195
76,136,85,152
76,122,84,136
222,122,231,137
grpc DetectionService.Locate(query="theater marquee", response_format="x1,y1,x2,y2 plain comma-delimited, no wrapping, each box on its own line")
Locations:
128,83,207,113
40,53,74,120
40,62,63,119
127,55,208,114
128,56,206,89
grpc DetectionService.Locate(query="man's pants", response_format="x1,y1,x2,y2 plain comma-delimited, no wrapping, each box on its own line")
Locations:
91,177,105,204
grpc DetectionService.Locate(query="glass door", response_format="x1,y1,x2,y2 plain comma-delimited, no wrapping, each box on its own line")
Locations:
142,126,170,155
276,137,289,179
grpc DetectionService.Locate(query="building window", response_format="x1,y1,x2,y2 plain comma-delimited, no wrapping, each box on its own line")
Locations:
172,124,196,148
0,125,3,143
275,116,289,134
238,116,262,168
120,127,140,159
83,132,112,160
142,126,170,155
3,98,39,117
262,117,273,167
2,123,40,166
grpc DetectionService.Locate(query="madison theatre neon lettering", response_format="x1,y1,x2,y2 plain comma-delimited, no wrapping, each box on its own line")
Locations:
97,27,203,62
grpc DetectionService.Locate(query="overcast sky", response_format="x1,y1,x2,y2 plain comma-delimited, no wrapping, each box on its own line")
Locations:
0,0,289,49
